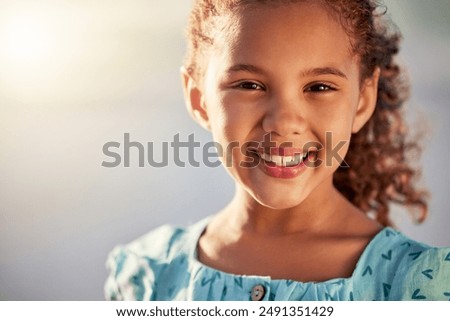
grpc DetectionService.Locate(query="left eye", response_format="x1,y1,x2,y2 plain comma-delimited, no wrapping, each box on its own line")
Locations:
236,82,264,90
306,84,336,92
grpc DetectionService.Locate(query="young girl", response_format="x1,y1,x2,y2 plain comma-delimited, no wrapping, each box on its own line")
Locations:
105,0,450,300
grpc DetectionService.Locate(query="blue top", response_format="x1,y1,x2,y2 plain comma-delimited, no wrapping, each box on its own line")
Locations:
105,217,450,301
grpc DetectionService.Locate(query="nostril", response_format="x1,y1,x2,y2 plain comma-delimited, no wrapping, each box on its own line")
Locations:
261,111,307,137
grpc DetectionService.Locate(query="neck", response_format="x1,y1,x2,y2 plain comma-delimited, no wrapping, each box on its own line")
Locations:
221,179,353,236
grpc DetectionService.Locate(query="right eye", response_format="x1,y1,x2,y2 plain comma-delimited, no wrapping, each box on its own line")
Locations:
304,82,337,93
235,82,264,91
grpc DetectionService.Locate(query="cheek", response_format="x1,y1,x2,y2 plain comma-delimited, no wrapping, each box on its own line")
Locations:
208,94,258,142
318,116,353,154
311,131,350,170
315,91,360,132
310,101,356,167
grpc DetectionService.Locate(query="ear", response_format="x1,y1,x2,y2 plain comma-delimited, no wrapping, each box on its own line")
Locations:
352,67,381,134
180,66,211,131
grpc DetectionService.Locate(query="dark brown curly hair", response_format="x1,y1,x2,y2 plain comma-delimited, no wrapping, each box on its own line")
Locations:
183,0,429,226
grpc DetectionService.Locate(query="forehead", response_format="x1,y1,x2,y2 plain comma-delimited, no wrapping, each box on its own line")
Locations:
212,2,356,75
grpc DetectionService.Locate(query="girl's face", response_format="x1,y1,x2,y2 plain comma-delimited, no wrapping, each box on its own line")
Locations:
185,2,379,209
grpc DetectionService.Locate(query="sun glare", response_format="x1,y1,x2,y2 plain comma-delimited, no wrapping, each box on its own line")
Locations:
0,7,64,100
1,14,55,65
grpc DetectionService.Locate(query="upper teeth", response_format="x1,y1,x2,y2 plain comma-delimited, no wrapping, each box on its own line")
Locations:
260,153,306,166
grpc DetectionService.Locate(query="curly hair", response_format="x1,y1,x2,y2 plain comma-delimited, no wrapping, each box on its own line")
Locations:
183,0,429,226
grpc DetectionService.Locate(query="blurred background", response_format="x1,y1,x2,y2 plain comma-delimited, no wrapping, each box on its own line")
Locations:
0,0,449,300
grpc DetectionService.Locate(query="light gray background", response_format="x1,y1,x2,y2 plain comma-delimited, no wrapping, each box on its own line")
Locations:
0,0,449,300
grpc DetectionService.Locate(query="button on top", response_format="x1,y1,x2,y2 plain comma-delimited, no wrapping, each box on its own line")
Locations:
251,284,266,301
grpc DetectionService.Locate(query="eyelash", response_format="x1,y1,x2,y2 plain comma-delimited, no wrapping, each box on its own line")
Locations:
232,81,337,93
305,83,337,92
234,82,265,91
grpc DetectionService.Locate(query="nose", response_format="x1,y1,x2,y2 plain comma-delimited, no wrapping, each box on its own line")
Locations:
262,95,308,138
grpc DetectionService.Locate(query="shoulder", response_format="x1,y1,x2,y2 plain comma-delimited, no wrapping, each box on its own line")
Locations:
104,218,209,300
391,237,450,301
123,224,189,260
353,228,450,301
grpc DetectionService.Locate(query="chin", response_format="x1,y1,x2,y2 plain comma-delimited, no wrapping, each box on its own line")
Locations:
249,188,308,210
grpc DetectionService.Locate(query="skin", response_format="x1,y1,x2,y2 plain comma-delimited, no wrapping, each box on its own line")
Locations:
181,2,382,281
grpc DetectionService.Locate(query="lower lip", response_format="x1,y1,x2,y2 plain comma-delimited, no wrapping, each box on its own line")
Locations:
258,155,308,179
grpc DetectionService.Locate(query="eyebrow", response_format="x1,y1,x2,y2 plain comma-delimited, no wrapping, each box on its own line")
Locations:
226,64,348,79
301,67,348,79
226,64,266,75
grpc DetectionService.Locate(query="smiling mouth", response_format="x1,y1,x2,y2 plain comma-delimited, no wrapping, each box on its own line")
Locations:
248,148,318,167
259,152,308,167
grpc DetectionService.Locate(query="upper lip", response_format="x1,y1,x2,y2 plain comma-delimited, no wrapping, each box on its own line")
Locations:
251,147,317,156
